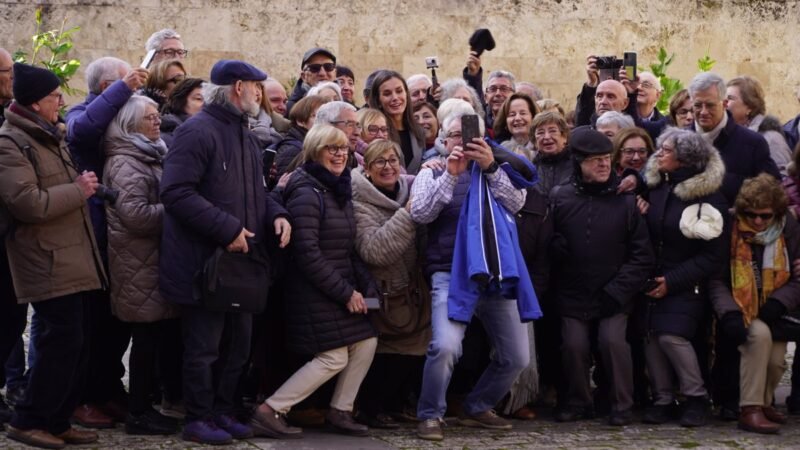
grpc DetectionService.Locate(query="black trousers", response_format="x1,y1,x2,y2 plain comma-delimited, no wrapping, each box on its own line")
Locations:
711,322,740,411
128,320,183,414
10,293,87,434
358,353,424,416
81,289,130,405
182,306,252,421
0,243,26,388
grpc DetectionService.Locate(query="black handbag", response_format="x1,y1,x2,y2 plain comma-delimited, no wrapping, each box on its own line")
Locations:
197,246,271,314
770,311,800,342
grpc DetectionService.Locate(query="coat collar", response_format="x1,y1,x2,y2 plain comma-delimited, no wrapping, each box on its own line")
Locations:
644,147,725,201
351,167,409,209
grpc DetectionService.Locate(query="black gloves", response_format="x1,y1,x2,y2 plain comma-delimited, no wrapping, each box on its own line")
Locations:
758,299,787,327
598,292,621,318
720,311,748,346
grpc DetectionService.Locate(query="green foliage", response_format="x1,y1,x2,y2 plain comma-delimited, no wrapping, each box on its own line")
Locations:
697,46,716,72
649,47,684,116
14,7,83,97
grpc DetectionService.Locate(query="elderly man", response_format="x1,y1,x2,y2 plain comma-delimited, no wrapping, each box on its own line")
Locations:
516,81,543,102
463,57,515,132
159,59,290,445
407,74,432,107
595,110,635,139
411,101,534,442
286,47,336,115
145,28,188,63
637,72,664,121
263,79,288,116
65,56,148,428
314,101,362,168
0,63,106,449
550,127,654,426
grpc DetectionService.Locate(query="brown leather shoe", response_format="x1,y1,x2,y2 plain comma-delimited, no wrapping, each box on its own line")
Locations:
6,425,65,449
250,404,303,439
738,406,780,434
512,406,537,420
72,404,115,429
98,400,127,422
55,427,99,444
762,406,788,424
325,408,368,436
286,407,325,427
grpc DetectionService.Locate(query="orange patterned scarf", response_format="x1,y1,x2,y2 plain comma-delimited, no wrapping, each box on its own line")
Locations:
730,218,790,326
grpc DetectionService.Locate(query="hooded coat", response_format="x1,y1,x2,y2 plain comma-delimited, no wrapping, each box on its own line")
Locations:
640,148,728,338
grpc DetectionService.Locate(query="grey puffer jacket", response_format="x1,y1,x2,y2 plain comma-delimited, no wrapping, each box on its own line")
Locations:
104,134,177,322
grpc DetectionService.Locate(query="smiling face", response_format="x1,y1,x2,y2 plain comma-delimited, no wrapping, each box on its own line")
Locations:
408,78,431,107
506,99,533,141
618,136,649,172
264,80,288,115
725,85,751,126
580,153,612,183
413,105,439,144
367,147,402,191
332,108,360,150
302,54,336,86
486,77,514,114
138,103,162,141
320,141,349,176
533,121,567,155
378,77,407,119
336,76,355,103
362,114,388,144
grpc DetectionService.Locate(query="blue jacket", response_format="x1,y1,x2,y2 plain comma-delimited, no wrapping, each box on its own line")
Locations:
159,103,287,306
783,114,800,152
447,163,542,323
65,80,135,258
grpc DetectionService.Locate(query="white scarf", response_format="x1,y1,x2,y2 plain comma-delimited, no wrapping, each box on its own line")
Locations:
695,111,727,146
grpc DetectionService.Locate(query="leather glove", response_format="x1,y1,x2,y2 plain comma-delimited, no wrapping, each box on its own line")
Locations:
598,292,621,318
758,299,787,327
720,311,748,346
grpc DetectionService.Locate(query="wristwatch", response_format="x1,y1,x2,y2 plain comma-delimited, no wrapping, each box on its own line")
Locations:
483,160,499,174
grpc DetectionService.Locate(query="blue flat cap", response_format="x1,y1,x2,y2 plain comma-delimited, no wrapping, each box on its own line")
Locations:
210,60,267,85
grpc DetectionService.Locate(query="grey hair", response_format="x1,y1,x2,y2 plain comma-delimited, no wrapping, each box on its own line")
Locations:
307,81,342,100
439,78,484,119
106,95,158,141
516,81,543,101
439,99,486,141
85,57,130,94
656,126,713,171
146,28,182,51
487,70,516,90
596,111,635,130
406,73,432,87
689,72,726,99
314,100,357,125
639,71,662,91
202,82,234,106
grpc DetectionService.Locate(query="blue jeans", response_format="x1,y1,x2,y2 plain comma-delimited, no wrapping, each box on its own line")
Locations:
417,271,530,419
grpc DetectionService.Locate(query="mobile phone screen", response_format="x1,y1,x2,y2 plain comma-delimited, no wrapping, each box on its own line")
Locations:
461,114,480,148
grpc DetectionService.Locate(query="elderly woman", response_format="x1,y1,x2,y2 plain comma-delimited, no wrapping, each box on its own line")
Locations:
336,66,356,105
639,128,727,427
254,125,377,438
726,76,792,172
357,108,389,145
274,95,330,178
668,89,694,128
595,111,635,139
103,95,179,435
710,174,800,434
413,102,439,151
308,81,343,103
368,70,425,174
351,139,430,428
142,59,186,108
439,78,484,118
493,93,539,160
532,111,573,195
612,127,655,176
160,77,204,147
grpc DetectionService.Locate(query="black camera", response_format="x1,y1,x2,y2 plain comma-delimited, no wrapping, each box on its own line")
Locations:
595,56,623,81
95,184,119,205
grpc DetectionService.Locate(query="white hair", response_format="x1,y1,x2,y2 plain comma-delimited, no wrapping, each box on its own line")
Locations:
406,74,432,88
85,57,130,94
487,70,516,89
439,78,484,119
439,99,486,140
596,111,635,130
315,101,357,125
307,81,342,100
146,28,182,52
689,72,726,99
106,95,158,141
202,82,233,106
639,71,662,91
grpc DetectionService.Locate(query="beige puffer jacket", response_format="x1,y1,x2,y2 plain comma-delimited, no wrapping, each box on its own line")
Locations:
103,134,177,322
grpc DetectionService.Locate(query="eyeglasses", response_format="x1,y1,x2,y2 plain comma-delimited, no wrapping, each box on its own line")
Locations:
144,113,162,123
370,157,401,168
658,145,676,155
676,108,692,116
486,85,514,94
741,211,775,221
305,63,336,73
323,144,349,156
446,131,463,140
0,68,11,73
331,120,361,131
639,82,657,90
366,125,388,135
167,74,186,84
621,147,649,157
692,101,721,111
44,92,64,102
157,49,189,58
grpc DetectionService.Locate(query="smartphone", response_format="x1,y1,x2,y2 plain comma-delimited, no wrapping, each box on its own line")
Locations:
141,49,156,69
365,297,381,310
623,52,637,81
460,114,480,148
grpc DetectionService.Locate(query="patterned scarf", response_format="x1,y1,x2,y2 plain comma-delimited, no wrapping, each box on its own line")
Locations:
730,216,790,325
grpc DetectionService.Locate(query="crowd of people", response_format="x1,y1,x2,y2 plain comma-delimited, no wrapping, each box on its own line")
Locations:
1,26,800,448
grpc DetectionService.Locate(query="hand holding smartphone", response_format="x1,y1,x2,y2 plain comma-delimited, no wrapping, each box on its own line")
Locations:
141,49,156,69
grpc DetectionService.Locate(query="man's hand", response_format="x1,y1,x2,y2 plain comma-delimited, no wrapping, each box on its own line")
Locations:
617,174,638,194
431,85,443,103
421,157,445,171
586,55,599,88
463,138,494,170
227,228,254,253
446,148,469,176
466,51,481,77
274,217,291,248
276,171,293,189
75,171,99,199
346,290,367,314
123,68,149,92
619,67,639,94
636,195,650,215
645,276,668,299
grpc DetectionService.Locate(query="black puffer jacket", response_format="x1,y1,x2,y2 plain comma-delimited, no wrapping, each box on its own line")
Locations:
274,125,307,178
515,187,553,298
640,149,728,339
550,174,655,319
282,163,376,355
534,149,573,196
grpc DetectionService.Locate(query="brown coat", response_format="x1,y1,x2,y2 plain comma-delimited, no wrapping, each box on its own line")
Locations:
104,135,177,322
0,107,105,303
351,168,430,355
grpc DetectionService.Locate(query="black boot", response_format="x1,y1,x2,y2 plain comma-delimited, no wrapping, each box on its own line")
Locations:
125,408,179,435
680,396,708,428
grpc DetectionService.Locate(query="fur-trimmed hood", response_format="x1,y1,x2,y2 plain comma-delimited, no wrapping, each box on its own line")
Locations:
644,147,725,201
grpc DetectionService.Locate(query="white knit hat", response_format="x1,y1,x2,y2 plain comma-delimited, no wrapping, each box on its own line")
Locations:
679,203,724,240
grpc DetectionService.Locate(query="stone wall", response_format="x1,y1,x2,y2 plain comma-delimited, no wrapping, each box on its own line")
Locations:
2,0,799,121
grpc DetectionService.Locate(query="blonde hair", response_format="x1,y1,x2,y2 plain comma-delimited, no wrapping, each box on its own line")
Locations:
363,139,402,168
301,124,348,164
357,108,387,140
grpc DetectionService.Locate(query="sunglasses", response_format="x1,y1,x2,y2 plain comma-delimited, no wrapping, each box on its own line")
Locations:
305,63,336,73
742,211,775,220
